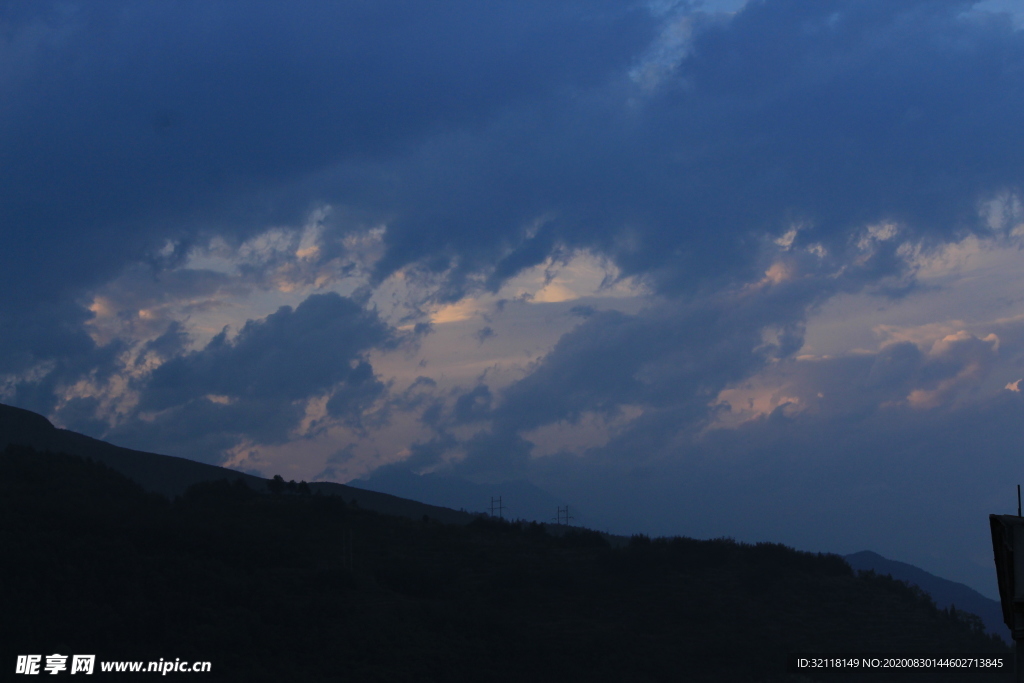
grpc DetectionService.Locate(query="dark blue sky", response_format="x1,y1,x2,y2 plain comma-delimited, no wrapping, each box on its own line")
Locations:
4,0,1024,597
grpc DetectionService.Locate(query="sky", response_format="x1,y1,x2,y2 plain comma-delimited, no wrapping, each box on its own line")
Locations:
4,0,1024,599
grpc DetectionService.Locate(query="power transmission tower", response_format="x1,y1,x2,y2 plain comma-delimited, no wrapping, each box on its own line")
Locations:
489,496,506,520
554,505,574,526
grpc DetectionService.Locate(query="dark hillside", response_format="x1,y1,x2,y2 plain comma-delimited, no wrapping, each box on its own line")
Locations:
0,402,269,497
0,402,477,524
0,446,1010,682
845,550,1006,641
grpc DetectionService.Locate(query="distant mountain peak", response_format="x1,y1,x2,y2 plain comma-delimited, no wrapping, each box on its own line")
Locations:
0,403,56,436
847,550,885,561
844,549,1006,642
0,401,479,526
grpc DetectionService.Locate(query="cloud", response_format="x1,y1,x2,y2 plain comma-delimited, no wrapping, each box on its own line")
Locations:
358,0,1024,301
140,293,391,408
452,385,494,425
391,286,1018,531
554,387,1024,597
391,264,826,479
0,299,98,378
108,396,307,465
0,0,655,384
102,292,394,462
6,1,1023,394
5,1,1022,311
376,0,1024,488
502,330,1024,596
711,330,1003,427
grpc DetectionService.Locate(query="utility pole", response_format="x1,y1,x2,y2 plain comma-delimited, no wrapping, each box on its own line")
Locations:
489,496,505,520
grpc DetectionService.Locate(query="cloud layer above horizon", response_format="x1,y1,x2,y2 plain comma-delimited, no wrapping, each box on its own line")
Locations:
4,0,1024,596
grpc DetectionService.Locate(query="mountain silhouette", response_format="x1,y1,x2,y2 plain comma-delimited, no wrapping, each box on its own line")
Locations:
0,402,477,525
844,550,1006,642
353,468,564,523
1,400,1008,656
2,443,1010,681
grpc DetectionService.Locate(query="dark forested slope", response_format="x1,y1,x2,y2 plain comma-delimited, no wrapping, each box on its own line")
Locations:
845,550,1005,641
0,401,478,524
0,446,1009,682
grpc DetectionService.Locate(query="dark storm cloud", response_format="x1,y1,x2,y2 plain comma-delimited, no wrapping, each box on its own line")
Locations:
489,272,825,434
1,0,653,264
140,321,190,360
602,329,1003,464
699,327,1005,425
394,228,983,479
361,0,1024,297
108,396,305,465
388,376,438,415
2,2,1013,298
140,292,391,410
2,301,127,417
0,299,97,376
103,292,394,461
9,0,1017,325
345,0,1024,484
0,0,655,364
401,273,820,478
452,384,493,424
324,360,388,431
474,326,496,344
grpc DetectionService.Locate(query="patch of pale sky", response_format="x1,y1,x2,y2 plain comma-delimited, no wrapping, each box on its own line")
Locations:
631,0,748,93
872,321,971,349
307,294,651,483
981,191,1024,233
229,404,434,483
697,0,747,11
427,251,647,325
162,223,377,346
630,13,694,91
523,405,645,458
181,208,374,300
42,352,143,431
971,0,1024,29
376,295,649,395
802,233,1024,358
710,381,805,429
0,361,54,406
711,229,1024,427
